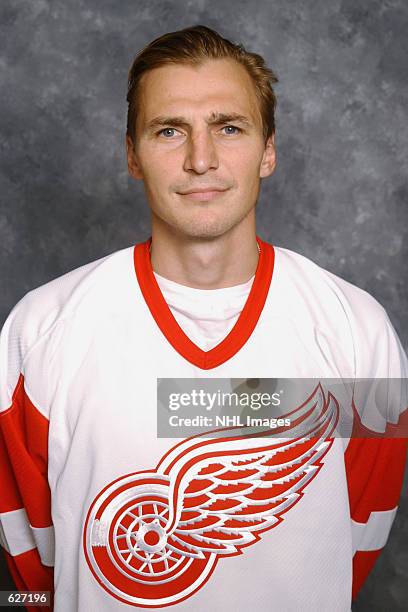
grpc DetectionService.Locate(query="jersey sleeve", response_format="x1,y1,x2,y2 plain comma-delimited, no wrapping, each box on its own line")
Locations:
344,300,408,600
0,297,55,612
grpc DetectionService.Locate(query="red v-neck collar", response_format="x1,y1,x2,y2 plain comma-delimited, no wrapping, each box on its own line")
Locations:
133,235,275,370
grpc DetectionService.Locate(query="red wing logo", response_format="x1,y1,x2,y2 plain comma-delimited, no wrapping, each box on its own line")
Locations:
83,384,339,607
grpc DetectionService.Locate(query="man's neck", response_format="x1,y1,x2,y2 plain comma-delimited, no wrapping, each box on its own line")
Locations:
149,221,260,289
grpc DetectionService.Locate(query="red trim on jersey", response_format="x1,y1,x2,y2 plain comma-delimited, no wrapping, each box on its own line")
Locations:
1,374,54,605
345,402,407,599
0,373,51,525
345,400,408,523
345,436,407,523
351,549,382,600
2,548,53,612
133,235,275,369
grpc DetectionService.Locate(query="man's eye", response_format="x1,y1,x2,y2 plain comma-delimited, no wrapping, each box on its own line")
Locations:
158,128,178,137
157,126,241,138
222,125,242,135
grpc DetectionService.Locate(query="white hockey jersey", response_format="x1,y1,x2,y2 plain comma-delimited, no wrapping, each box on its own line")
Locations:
0,235,407,612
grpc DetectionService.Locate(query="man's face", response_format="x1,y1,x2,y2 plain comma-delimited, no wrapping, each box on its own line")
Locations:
126,58,275,239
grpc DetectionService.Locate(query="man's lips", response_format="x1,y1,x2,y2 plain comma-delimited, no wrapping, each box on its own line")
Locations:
177,187,229,201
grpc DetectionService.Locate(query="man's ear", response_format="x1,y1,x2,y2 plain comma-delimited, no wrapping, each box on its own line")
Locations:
126,134,144,180
259,132,276,178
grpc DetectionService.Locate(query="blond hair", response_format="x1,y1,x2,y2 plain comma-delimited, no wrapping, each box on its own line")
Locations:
126,25,278,144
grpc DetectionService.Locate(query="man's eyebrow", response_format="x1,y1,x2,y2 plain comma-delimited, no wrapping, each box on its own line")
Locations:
145,112,253,131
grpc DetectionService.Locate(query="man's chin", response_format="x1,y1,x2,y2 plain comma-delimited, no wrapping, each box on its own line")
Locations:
151,201,253,240
167,218,238,241
175,226,232,240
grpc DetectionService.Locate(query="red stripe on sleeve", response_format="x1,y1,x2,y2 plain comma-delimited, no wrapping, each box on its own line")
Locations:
0,422,23,511
2,548,53,612
345,436,407,522
0,374,51,526
351,549,382,600
345,403,408,599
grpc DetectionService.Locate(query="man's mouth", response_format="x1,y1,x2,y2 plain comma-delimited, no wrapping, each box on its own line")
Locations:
177,187,229,201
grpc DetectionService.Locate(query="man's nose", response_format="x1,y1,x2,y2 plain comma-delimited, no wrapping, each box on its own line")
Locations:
183,131,219,174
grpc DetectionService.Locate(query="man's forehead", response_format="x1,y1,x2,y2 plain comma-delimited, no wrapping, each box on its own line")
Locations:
138,59,260,124
142,57,252,88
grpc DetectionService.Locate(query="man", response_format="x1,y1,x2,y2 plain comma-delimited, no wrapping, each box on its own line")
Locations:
0,24,407,612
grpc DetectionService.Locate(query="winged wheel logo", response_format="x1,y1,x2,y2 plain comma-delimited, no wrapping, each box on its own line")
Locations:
83,383,339,607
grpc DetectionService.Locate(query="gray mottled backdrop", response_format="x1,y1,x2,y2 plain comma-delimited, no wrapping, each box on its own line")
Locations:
0,0,407,609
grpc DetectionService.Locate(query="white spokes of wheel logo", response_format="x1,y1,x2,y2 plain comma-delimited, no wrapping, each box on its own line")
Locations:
84,472,219,606
111,497,185,578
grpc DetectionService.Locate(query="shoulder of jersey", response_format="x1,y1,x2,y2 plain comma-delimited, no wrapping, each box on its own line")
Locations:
273,245,389,331
2,245,135,359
